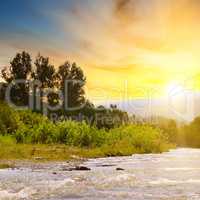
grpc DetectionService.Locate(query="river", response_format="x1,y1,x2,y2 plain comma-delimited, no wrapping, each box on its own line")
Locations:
1,148,200,200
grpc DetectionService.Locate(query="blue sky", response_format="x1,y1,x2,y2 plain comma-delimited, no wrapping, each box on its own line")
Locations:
0,0,71,32
0,0,77,65
0,0,56,34
0,0,114,65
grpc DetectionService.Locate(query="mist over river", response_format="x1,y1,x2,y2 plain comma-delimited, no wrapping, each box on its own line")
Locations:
1,148,200,200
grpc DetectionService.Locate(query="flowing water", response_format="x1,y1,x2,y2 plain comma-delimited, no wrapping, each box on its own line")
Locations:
1,148,200,200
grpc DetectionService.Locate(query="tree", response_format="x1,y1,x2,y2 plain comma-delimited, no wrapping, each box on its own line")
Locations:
56,61,86,110
0,51,130,128
94,104,129,129
32,54,55,88
31,54,56,111
152,117,178,143
1,51,32,106
184,117,200,147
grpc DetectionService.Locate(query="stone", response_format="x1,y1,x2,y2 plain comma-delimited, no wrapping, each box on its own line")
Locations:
75,166,91,171
116,167,125,171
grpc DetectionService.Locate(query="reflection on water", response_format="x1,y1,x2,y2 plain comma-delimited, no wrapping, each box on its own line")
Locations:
1,148,200,199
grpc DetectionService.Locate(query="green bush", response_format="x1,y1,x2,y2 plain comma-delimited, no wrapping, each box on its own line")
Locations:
180,117,200,148
15,110,56,144
30,122,57,144
0,102,172,154
18,110,49,128
13,114,171,152
107,125,169,153
0,101,21,134
56,121,106,147
15,124,33,143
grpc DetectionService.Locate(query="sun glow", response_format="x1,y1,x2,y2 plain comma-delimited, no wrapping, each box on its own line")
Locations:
74,0,200,100
165,82,185,97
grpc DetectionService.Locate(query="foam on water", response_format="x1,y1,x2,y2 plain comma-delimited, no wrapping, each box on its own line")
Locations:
150,178,200,185
164,167,200,171
0,177,75,200
1,148,200,200
0,187,35,200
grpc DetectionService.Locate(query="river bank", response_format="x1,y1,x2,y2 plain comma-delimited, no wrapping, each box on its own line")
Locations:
0,122,174,166
0,142,174,169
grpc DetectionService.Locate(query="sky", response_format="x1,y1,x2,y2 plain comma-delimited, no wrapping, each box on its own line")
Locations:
1,0,200,112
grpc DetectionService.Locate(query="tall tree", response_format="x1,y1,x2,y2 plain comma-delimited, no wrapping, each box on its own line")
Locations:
1,51,32,106
56,61,86,110
32,54,56,111
32,54,55,88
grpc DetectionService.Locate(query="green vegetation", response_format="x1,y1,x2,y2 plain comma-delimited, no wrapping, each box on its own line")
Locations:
177,117,200,148
0,102,173,160
150,116,200,148
149,116,178,144
0,163,14,169
0,101,21,134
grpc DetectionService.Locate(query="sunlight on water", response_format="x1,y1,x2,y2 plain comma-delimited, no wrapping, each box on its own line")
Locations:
1,148,200,200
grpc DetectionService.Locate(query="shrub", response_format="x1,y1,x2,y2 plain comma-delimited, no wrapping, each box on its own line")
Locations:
0,102,172,154
107,125,169,153
0,101,20,134
30,122,57,144
15,124,33,143
56,121,106,147
18,110,49,128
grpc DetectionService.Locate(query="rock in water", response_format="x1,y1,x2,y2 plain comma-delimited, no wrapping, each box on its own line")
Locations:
116,168,125,171
63,166,91,171
75,166,91,171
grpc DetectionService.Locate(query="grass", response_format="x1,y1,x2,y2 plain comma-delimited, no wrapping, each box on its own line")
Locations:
0,135,174,161
0,163,14,169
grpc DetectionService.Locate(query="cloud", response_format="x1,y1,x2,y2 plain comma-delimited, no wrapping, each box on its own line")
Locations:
114,0,136,23
115,0,132,11
2,0,200,99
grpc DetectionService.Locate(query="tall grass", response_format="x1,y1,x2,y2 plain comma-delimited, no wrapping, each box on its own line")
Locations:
13,120,171,153
0,102,173,159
